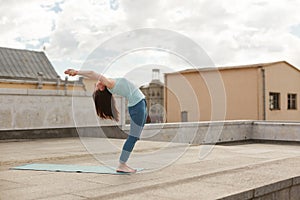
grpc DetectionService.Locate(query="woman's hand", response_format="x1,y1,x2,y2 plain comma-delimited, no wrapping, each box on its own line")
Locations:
64,69,78,76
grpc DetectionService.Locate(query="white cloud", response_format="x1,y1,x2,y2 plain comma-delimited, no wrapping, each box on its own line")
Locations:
0,0,56,49
0,0,300,81
45,0,128,69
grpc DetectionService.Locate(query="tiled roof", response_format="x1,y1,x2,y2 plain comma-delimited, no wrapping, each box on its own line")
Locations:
0,47,59,81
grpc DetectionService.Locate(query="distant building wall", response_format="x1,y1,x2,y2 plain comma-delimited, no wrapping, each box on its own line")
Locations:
265,62,300,121
221,67,259,120
141,81,164,123
140,69,165,123
165,72,206,122
165,62,300,122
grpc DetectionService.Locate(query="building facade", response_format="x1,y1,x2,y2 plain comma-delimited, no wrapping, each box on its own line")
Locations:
165,61,300,122
0,47,84,91
140,69,164,123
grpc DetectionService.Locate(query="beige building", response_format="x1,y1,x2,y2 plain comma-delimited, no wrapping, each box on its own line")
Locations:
165,61,300,122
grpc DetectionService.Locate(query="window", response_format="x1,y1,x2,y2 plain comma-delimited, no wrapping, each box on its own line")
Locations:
288,93,297,110
181,111,188,122
269,92,280,110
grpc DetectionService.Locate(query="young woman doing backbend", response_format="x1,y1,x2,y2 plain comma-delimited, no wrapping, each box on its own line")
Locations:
65,69,147,173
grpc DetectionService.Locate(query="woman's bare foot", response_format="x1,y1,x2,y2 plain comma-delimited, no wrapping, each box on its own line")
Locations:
116,163,137,173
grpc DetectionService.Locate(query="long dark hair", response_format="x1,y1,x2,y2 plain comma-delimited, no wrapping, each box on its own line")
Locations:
93,87,119,121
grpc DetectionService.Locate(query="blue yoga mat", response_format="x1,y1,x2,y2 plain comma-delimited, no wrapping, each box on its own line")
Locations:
11,163,143,175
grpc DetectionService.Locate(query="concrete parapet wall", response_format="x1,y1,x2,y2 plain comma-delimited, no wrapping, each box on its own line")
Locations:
219,176,300,200
253,121,300,142
1,118,300,143
0,88,124,132
0,126,127,140
123,120,253,144
134,121,299,144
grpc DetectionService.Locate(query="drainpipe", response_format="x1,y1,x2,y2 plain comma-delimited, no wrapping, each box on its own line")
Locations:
56,75,61,90
261,68,266,120
37,72,43,89
64,76,68,95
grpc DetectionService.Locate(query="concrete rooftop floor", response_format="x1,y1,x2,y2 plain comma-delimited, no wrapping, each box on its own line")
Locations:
1,137,300,200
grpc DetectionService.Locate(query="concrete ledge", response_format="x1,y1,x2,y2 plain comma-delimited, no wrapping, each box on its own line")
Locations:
219,176,300,200
0,126,127,140
293,176,300,185
253,121,300,142
125,120,299,144
123,120,253,144
1,120,300,143
0,127,78,140
254,179,293,197
218,190,254,200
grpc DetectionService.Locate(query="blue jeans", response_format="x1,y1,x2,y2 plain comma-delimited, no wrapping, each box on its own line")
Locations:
119,99,147,163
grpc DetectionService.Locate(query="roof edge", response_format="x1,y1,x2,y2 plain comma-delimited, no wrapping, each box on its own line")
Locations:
165,61,300,75
0,46,44,54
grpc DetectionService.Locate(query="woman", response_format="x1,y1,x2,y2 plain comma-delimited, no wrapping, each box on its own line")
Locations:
64,69,147,173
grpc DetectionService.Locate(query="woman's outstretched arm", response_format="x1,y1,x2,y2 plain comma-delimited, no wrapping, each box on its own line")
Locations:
64,69,114,88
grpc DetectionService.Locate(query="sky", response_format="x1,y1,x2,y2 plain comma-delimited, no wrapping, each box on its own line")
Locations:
1,0,300,85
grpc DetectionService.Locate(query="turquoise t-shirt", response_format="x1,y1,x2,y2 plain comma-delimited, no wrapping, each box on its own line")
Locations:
107,78,145,107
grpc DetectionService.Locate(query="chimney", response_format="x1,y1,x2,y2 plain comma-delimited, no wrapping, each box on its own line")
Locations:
152,69,160,81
